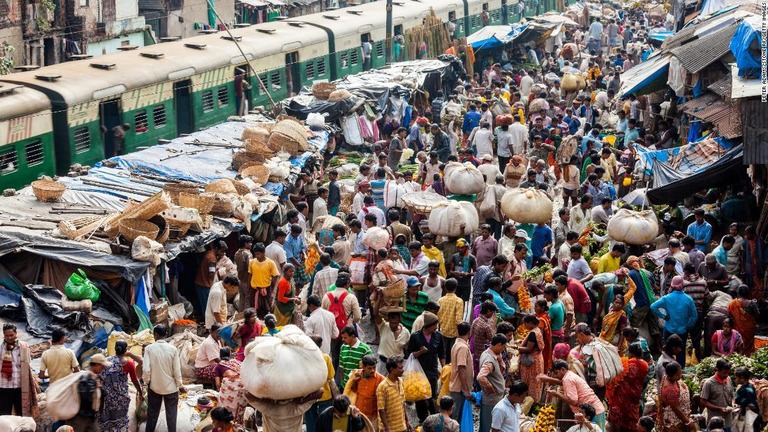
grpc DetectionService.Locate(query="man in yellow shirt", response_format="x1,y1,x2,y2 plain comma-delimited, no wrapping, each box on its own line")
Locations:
248,242,280,317
377,356,411,432
597,243,625,274
437,278,464,362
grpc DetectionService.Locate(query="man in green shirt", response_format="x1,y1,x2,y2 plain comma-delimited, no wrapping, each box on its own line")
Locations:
339,325,372,388
545,285,566,345
401,276,429,331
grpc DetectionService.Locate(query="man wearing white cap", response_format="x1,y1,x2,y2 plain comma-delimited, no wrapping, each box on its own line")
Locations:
67,354,111,431
478,154,502,186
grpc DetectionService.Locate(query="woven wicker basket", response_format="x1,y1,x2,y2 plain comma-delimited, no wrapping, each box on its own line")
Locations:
209,193,234,216
119,218,159,243
149,215,169,244
242,126,270,142
328,89,353,102
244,139,277,157
382,278,406,299
179,192,214,214
312,82,336,99
165,218,192,236
268,132,306,157
228,178,250,195
232,151,265,171
241,164,271,185
31,180,67,202
162,182,199,205
205,179,238,195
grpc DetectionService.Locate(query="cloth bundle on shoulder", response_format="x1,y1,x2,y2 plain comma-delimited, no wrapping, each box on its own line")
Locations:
444,162,484,195
428,201,479,237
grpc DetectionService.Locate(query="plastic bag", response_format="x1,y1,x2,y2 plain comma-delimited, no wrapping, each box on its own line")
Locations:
460,399,474,432
64,269,101,302
46,371,88,420
403,354,432,402
349,257,367,285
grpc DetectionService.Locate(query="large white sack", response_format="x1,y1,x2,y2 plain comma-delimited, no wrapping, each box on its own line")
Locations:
241,325,328,400
0,416,35,432
607,209,659,245
46,370,89,421
137,400,198,432
428,201,479,237
444,162,484,195
500,188,553,225
384,182,409,209
362,227,390,250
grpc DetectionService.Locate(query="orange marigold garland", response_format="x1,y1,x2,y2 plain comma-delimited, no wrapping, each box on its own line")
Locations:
518,285,532,311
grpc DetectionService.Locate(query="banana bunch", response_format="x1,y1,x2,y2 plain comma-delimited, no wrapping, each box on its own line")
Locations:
403,371,432,402
518,285,532,312
532,404,556,432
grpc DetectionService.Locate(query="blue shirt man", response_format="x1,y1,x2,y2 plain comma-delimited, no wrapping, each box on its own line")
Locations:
623,120,640,147
463,105,482,134
531,224,553,260
650,278,698,335
686,211,712,252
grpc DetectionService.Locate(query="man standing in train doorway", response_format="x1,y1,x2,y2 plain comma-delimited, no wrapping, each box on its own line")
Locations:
362,38,373,71
112,123,130,157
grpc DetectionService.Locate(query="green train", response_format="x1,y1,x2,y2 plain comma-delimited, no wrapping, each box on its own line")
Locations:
0,0,568,190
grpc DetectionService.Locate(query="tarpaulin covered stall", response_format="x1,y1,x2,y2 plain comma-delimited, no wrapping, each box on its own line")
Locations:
729,16,762,77
467,25,522,50
635,135,734,176
617,53,671,98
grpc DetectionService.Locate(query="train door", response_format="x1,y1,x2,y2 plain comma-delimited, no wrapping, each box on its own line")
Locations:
234,65,252,116
285,52,301,97
100,99,122,158
501,0,508,24
174,80,193,135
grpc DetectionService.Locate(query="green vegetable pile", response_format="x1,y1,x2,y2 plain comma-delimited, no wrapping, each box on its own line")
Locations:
398,164,420,174
522,264,552,280
693,349,768,381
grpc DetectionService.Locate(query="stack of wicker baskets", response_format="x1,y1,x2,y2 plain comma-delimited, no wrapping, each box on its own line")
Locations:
31,179,67,202
162,182,199,205
312,82,336,100
241,165,271,185
179,192,214,214
119,218,160,243
268,119,308,157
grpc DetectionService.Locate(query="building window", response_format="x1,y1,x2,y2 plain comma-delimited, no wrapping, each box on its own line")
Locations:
350,48,359,66
341,52,349,68
270,71,281,91
307,62,315,80
25,140,44,166
202,90,214,112
0,147,18,173
134,110,148,133
153,105,166,128
317,58,326,76
217,87,229,107
376,41,384,58
73,127,90,153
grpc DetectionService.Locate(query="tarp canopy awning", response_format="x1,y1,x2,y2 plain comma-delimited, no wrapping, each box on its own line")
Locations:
730,16,762,78
648,31,675,43
617,54,671,98
635,135,735,176
467,25,519,50
647,144,745,204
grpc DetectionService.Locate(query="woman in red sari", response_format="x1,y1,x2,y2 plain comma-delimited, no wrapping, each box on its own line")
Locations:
535,299,553,372
514,314,545,401
607,343,649,432
729,284,759,355
235,308,263,361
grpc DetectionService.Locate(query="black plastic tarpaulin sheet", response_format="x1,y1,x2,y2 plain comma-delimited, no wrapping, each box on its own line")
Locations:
647,144,745,204
0,285,91,339
0,231,149,283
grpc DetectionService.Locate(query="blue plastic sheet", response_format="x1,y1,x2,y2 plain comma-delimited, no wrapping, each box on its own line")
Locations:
730,20,761,77
460,400,474,432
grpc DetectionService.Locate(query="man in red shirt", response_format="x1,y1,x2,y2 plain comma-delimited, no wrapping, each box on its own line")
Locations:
553,270,591,327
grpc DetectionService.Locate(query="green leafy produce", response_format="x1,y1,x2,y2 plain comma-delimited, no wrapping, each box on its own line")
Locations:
694,356,717,381
683,374,700,395
398,164,420,174
522,264,552,280
748,347,768,379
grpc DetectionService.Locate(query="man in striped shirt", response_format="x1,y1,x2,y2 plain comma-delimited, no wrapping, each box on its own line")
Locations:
682,262,708,361
339,325,372,389
377,356,411,432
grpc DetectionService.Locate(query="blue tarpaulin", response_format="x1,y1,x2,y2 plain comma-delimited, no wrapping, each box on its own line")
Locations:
636,134,734,176
618,54,670,98
730,19,761,77
648,31,674,43
467,24,527,50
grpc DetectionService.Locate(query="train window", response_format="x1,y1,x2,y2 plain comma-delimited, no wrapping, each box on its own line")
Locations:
350,49,358,66
340,52,349,69
270,71,281,91
73,127,90,153
375,41,384,58
317,59,326,77
0,147,18,173
24,140,44,167
202,90,215,112
153,105,166,128
134,110,148,134
217,87,229,107
307,62,315,80
449,11,456,21
257,73,268,94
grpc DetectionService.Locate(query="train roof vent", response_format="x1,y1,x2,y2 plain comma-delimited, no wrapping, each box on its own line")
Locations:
185,43,207,50
347,9,363,15
14,65,39,71
141,52,165,59
286,21,305,27
117,45,139,51
0,84,23,97
70,54,93,60
159,36,181,42
199,29,218,34
392,1,405,6
235,23,251,28
323,14,341,20
257,28,277,34
90,62,116,70
35,74,62,82
221,35,243,41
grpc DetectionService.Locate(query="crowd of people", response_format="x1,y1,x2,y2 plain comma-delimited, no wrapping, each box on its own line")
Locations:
0,2,764,432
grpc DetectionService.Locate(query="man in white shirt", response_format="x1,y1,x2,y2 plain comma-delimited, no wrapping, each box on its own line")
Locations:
205,276,238,329
591,197,613,225
265,229,287,275
357,196,387,227
491,380,528,432
478,154,503,186
593,89,612,111
557,231,579,271
472,123,495,158
143,325,184,432
352,181,371,215
304,295,339,354
509,119,529,156
519,70,534,99
312,187,329,224
589,19,604,52
569,194,593,234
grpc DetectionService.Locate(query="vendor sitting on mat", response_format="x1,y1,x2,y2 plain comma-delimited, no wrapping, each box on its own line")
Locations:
195,323,223,380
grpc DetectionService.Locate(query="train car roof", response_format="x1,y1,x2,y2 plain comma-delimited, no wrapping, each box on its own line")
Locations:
0,85,51,120
0,21,328,107
297,1,427,36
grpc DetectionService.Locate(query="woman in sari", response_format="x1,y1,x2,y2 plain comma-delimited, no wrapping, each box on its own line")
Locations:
514,314,545,401
599,295,629,356
742,226,767,299
215,348,248,425
607,343,649,432
99,340,143,431
729,284,759,355
275,264,300,326
712,317,743,357
535,299,553,372
236,309,262,361
657,361,695,432
505,243,528,312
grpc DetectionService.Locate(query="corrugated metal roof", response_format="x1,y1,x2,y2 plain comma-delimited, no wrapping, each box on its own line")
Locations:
741,99,768,163
662,26,696,50
708,73,732,99
669,23,739,74
680,93,719,112
730,63,762,100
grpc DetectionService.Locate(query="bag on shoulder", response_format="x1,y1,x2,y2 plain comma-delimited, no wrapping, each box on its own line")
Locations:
327,291,349,333
46,370,89,421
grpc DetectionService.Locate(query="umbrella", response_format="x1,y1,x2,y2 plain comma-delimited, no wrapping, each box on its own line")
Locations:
621,188,650,206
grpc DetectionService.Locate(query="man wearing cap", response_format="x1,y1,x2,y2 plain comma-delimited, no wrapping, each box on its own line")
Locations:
478,154,502,186
402,276,430,331
68,353,109,431
651,275,698,367
406,311,445,422
450,239,477,301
